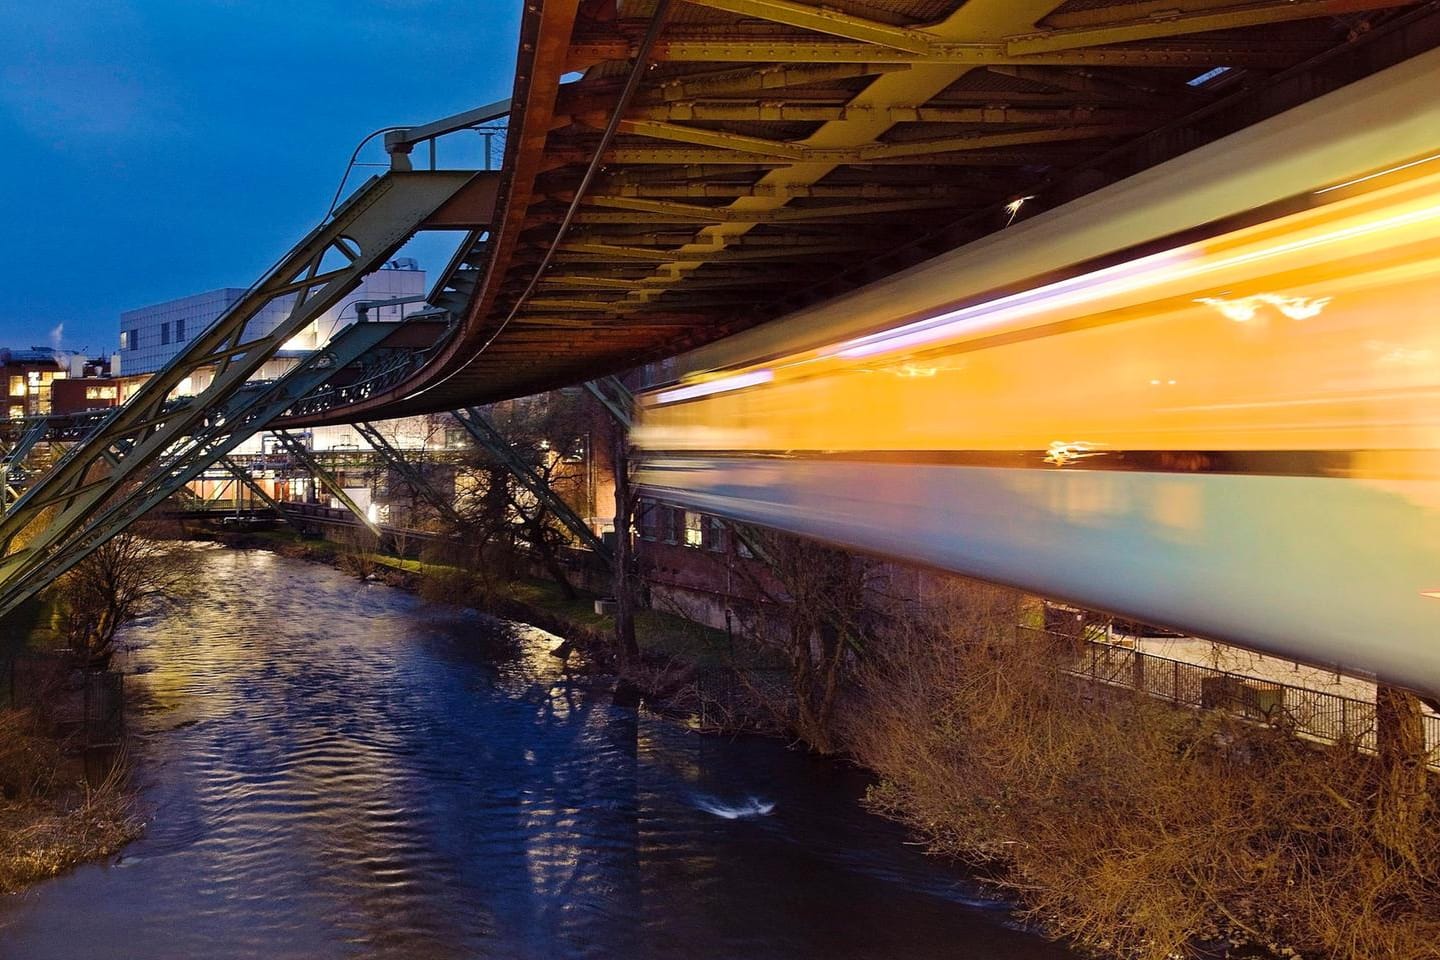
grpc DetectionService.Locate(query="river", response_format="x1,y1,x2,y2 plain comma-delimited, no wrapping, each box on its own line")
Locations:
0,548,1077,960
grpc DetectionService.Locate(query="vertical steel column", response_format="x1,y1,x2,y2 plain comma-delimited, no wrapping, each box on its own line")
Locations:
218,457,304,532
583,375,635,430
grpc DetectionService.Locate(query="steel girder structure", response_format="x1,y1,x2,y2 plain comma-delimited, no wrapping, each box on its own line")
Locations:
0,418,53,512
271,429,383,537
217,457,303,531
582,376,635,430
451,406,612,562
352,421,464,528
0,170,483,612
270,0,1439,426
0,320,403,616
0,411,114,514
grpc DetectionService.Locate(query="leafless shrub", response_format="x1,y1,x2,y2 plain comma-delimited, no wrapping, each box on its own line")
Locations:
844,579,1440,960
56,524,202,669
336,525,382,580
0,726,141,894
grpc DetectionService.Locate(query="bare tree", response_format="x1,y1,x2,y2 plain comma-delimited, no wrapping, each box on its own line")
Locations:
58,524,201,670
727,525,884,752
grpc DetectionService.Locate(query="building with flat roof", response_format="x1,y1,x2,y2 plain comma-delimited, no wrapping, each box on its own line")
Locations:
117,260,426,377
0,348,109,420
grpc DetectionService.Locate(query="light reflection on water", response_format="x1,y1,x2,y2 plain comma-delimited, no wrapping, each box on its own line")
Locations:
0,550,1076,960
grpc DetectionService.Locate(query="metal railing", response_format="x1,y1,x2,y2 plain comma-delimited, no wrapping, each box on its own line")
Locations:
1019,627,1440,770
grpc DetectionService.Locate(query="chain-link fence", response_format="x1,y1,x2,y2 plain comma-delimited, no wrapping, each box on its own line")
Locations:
1020,626,1440,769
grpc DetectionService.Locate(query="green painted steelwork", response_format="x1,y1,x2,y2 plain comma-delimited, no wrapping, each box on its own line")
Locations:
451,406,611,563
353,421,463,527
0,171,476,607
271,429,382,537
0,321,399,617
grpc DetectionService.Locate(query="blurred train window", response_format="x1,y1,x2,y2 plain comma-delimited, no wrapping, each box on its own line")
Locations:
707,516,725,553
683,511,704,548
661,506,678,544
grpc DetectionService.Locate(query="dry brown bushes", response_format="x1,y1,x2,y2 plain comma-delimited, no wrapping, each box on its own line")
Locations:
0,709,140,894
844,581,1440,960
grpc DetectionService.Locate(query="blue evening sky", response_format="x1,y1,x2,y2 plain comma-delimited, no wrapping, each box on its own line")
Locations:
0,0,522,355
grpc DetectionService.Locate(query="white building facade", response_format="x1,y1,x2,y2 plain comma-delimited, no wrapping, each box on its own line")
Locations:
117,261,427,378
116,262,439,456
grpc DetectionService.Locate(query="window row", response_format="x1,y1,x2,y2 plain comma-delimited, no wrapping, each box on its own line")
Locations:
121,318,187,351
635,499,752,557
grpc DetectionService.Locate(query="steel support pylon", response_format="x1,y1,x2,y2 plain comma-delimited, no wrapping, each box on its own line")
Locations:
452,406,612,563
0,171,474,606
272,430,382,537
218,457,303,532
583,376,635,430
0,320,400,617
353,421,463,528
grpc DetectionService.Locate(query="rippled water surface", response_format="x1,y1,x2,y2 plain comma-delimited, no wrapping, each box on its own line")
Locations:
0,549,1076,960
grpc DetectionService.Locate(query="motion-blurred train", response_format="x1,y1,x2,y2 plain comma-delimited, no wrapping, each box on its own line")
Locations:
632,48,1440,698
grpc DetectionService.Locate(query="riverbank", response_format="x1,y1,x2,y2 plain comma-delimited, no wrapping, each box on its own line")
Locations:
206,531,1440,960
0,601,143,896
2,546,1078,960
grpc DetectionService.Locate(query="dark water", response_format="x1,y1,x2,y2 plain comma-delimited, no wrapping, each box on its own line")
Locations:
0,549,1076,960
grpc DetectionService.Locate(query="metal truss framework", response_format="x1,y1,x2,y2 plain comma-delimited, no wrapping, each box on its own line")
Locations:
0,168,500,612
217,457,304,532
281,0,1438,425
451,406,612,562
0,321,405,616
352,421,464,527
271,430,383,537
582,376,636,430
0,419,50,513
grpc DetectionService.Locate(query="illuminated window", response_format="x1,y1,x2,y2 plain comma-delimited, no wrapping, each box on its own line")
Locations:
7,376,22,398
84,385,118,400
683,511,704,548
51,371,65,380
8,405,22,419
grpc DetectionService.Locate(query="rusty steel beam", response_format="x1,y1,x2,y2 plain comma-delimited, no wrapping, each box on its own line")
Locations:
569,35,1321,68
1013,0,1416,55
679,0,939,53
617,101,1156,124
